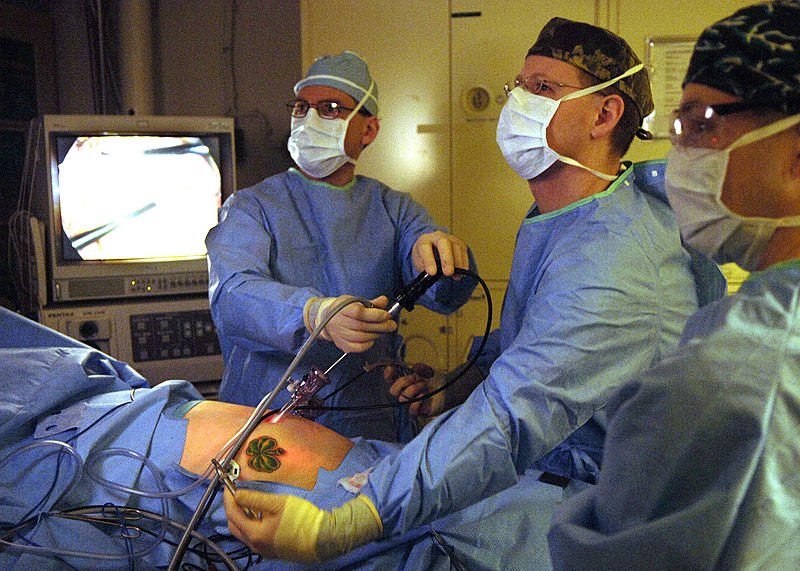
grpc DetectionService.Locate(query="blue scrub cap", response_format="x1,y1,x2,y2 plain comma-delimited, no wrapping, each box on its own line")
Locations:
294,51,379,116
684,0,800,114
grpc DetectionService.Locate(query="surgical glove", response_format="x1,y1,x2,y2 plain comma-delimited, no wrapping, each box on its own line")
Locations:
303,295,398,353
412,230,469,278
224,489,383,563
385,362,484,416
385,362,444,417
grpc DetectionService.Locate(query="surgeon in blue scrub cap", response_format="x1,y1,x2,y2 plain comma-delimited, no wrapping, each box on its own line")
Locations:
549,2,800,569
223,19,726,568
206,51,477,442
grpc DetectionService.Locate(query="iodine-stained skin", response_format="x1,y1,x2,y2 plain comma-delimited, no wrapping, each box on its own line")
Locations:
179,400,354,490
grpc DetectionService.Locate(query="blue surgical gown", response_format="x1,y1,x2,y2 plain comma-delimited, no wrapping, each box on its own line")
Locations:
363,160,724,541
206,168,477,442
548,260,800,570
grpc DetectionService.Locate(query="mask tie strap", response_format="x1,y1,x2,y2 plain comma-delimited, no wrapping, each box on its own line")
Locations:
728,112,800,152
335,80,375,161
347,80,374,118
552,63,644,181
560,63,644,103
555,155,621,181
717,112,800,226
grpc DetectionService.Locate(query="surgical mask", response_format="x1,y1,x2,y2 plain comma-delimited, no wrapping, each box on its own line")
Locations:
496,63,643,182
287,81,374,179
665,112,800,271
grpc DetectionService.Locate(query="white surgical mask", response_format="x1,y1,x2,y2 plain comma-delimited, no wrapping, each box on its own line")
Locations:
288,81,374,179
665,112,800,272
496,63,643,182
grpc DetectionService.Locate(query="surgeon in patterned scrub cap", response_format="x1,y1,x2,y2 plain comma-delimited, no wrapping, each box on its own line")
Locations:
548,2,800,569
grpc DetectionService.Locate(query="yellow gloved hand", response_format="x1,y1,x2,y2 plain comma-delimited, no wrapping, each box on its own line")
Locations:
223,488,383,563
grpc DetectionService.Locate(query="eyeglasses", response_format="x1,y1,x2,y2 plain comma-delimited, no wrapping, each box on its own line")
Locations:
503,76,584,98
286,99,355,119
669,101,772,149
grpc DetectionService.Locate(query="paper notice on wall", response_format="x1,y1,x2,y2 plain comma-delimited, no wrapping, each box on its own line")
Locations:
643,37,697,139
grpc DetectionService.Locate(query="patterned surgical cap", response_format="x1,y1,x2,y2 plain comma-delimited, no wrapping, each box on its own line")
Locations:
527,17,654,122
684,0,800,114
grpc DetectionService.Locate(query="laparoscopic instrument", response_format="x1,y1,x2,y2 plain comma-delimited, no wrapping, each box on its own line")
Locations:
268,258,445,424
168,257,460,570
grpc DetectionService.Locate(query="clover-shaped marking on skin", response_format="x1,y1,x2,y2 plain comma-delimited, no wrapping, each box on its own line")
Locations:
245,436,286,473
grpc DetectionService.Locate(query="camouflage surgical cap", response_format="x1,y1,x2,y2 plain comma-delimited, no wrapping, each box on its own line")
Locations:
527,17,654,122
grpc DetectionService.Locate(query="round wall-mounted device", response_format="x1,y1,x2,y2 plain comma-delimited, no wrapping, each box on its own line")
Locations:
461,86,492,114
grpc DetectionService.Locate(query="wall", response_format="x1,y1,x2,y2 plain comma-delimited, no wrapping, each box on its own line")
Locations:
155,0,302,188
301,0,759,369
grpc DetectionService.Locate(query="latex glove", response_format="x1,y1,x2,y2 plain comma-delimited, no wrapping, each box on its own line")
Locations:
304,295,397,353
384,362,444,417
412,231,469,278
224,488,382,563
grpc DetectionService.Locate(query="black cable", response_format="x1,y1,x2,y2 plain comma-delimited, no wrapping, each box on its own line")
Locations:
321,367,369,400
91,512,250,566
56,505,239,570
202,533,260,567
2,504,239,570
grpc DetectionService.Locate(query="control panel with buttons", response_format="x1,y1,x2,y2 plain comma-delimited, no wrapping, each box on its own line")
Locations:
131,309,220,362
39,296,224,392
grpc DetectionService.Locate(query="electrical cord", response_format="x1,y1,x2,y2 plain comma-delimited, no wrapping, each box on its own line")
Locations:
0,400,228,567
431,528,471,571
8,118,42,318
0,449,171,563
55,505,239,570
1,500,243,570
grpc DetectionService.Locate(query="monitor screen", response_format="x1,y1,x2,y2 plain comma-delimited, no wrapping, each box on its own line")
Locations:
54,134,223,262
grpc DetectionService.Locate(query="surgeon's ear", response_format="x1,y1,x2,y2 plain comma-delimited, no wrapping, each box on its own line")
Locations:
361,115,380,147
591,93,624,140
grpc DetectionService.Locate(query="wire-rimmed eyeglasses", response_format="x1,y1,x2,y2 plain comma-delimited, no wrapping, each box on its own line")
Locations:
503,76,584,98
286,99,355,119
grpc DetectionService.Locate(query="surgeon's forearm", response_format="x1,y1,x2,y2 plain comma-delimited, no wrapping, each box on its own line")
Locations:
211,279,315,352
364,387,520,536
